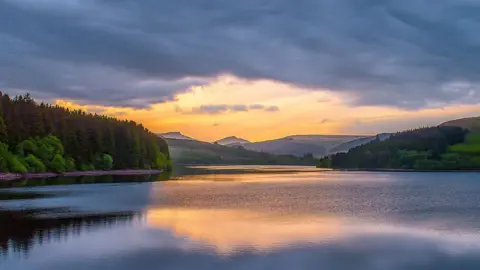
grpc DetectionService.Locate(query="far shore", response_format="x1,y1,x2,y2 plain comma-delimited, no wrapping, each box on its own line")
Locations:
0,169,164,181
332,168,480,173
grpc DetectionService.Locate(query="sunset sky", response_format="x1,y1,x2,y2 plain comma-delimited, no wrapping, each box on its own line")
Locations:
2,0,480,142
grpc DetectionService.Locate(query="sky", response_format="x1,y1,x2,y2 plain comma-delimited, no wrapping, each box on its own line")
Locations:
1,0,480,142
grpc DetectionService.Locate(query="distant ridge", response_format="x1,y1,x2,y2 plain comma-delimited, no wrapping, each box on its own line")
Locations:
241,134,369,157
214,136,250,146
164,138,316,165
158,132,196,141
329,133,391,154
440,117,480,132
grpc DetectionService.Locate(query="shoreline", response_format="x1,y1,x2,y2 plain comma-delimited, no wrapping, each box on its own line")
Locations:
0,169,164,181
332,168,480,173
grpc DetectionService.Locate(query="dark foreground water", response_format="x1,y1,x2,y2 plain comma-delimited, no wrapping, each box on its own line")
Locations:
2,166,480,270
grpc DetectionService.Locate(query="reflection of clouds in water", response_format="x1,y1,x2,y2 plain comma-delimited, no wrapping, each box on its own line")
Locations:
146,208,343,253
14,232,480,270
5,170,480,269
145,207,480,255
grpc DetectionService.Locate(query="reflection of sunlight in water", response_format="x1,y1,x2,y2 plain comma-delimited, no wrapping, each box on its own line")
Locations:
186,165,327,172
145,207,480,255
172,170,396,184
146,208,342,253
172,173,324,183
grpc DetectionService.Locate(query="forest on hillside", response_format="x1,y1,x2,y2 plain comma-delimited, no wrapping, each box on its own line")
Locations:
0,93,171,173
318,126,480,170
167,138,318,165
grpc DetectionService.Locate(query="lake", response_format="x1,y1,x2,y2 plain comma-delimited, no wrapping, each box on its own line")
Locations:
2,166,480,270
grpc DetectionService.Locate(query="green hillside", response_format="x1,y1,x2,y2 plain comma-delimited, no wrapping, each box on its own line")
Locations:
0,93,171,173
318,125,480,170
166,138,317,165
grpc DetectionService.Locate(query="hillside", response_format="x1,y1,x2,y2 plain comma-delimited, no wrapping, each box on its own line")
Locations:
242,135,368,157
318,125,480,170
214,136,250,146
166,138,317,165
159,132,196,140
441,117,480,132
329,133,391,154
0,93,171,173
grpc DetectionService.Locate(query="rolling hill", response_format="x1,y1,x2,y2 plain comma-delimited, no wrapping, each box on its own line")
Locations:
441,117,480,132
329,133,391,154
165,138,316,165
318,125,479,170
241,135,369,157
161,132,393,162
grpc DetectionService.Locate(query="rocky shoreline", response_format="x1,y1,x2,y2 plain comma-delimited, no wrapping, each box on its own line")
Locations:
0,169,164,181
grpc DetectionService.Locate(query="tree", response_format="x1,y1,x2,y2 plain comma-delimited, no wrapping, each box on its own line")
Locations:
0,93,172,173
16,139,38,157
65,157,76,171
50,154,66,173
95,153,113,170
0,116,7,142
9,156,28,173
152,152,168,169
319,126,476,170
24,154,46,173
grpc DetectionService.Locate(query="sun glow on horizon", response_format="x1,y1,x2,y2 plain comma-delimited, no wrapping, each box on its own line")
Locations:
52,76,480,142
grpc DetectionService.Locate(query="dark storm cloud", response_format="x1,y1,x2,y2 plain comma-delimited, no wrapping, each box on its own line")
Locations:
190,104,279,115
2,0,480,108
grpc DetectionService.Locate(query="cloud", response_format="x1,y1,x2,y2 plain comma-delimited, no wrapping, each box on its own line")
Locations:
249,104,265,110
2,1,480,108
317,98,332,103
191,105,229,114
86,107,107,115
21,232,480,270
265,106,280,112
319,118,331,124
189,104,279,115
230,104,249,112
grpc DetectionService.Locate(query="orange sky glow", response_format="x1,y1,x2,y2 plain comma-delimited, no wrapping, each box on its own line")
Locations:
55,75,480,142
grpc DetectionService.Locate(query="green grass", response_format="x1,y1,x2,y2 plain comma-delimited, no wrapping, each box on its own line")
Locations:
449,132,480,154
466,132,480,144
449,144,480,154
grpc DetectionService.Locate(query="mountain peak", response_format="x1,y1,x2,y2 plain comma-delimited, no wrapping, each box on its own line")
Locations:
158,132,195,140
214,136,250,146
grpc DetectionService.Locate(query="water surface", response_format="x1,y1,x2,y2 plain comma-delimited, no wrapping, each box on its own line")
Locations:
2,166,480,269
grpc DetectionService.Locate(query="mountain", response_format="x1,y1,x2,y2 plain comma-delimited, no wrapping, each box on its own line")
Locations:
441,117,480,132
241,135,369,157
159,132,196,141
214,136,250,146
165,138,316,165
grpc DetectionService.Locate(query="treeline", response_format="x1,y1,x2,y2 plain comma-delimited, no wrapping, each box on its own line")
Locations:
318,126,480,170
166,138,318,165
0,92,171,173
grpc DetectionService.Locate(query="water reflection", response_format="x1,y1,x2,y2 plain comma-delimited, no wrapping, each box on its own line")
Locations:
146,208,342,253
2,167,480,270
0,172,172,188
0,209,139,255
